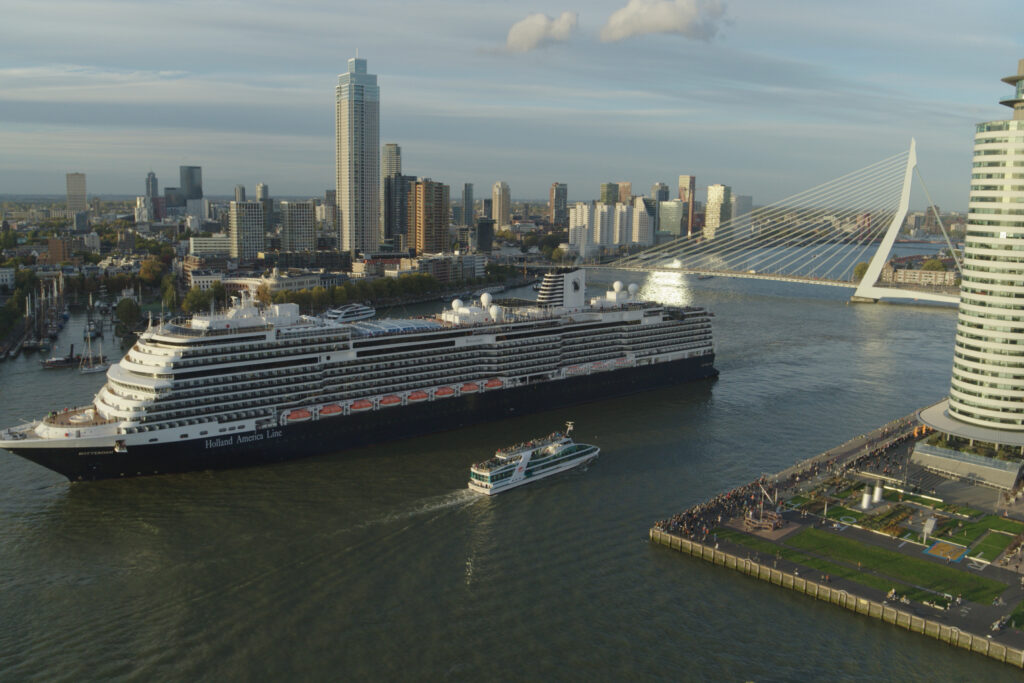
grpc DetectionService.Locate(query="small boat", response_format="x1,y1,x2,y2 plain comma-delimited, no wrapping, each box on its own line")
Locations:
350,399,373,412
461,382,480,393
286,408,312,422
322,303,376,323
408,390,429,402
434,386,455,398
380,395,401,407
484,378,503,389
468,422,599,496
320,404,343,417
697,274,714,280
80,339,109,375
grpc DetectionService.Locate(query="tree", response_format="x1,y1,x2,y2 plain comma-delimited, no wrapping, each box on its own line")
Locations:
116,298,141,327
550,247,565,263
182,287,213,313
853,261,869,282
139,259,165,286
256,282,272,306
922,259,946,271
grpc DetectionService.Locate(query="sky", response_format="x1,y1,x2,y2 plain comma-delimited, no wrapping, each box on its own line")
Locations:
0,0,1021,209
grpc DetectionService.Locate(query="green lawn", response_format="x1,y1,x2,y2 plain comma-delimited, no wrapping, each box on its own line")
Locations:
968,531,1016,561
713,528,932,602
786,527,1007,604
824,505,864,521
1011,601,1024,630
787,495,809,507
943,515,1024,544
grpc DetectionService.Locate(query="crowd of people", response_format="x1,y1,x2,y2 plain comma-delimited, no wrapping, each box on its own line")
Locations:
655,476,774,541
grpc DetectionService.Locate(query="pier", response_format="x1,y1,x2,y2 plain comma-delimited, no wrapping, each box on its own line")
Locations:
651,406,1024,671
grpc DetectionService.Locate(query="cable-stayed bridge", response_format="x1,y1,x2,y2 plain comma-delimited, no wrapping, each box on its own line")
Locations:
604,140,959,304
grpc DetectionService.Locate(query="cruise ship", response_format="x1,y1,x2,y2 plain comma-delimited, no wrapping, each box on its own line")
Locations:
0,270,716,481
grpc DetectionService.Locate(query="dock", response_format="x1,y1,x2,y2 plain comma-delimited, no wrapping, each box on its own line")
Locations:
651,405,1024,671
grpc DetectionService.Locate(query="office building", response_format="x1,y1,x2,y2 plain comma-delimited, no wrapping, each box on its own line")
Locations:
381,143,402,237
704,184,731,240
600,182,618,205
462,183,474,226
731,194,753,234
617,182,632,205
476,217,494,253
135,196,153,223
164,187,185,208
254,182,273,233
280,200,315,252
145,171,158,199
492,181,510,228
678,175,696,236
658,200,686,237
234,185,246,203
409,179,449,255
633,198,656,246
228,200,265,264
651,183,669,201
549,182,568,226
336,56,380,254
323,189,338,233
180,165,203,200
66,173,87,213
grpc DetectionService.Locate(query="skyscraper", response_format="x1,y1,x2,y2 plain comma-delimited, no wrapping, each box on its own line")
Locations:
617,182,632,205
651,183,669,202
66,173,86,212
381,143,403,241
678,175,696,236
256,183,272,233
704,184,731,240
336,57,380,254
549,182,568,226
925,59,1024,435
229,201,265,264
280,200,315,252
600,182,618,205
323,189,338,236
180,166,203,200
409,179,449,255
731,194,753,234
492,181,510,228
145,171,159,199
462,183,474,226
256,183,268,201
234,185,246,203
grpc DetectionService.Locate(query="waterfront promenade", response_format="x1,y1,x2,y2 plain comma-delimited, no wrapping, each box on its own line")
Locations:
653,407,1024,670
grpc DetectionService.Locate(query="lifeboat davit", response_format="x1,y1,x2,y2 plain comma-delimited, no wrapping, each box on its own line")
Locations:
461,382,480,393
287,408,312,422
484,378,503,389
351,399,373,412
408,390,429,402
320,404,343,417
380,395,401,407
435,386,455,398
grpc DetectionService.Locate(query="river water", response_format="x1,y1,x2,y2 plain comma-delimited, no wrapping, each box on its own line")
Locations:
0,263,1018,681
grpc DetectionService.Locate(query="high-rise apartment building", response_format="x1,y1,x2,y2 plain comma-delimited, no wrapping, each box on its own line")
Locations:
256,183,268,201
234,185,246,203
66,173,87,213
381,143,404,241
492,181,510,228
462,183,474,226
382,143,402,177
145,172,159,199
600,182,618,205
336,57,380,254
229,200,265,264
704,184,731,240
632,197,656,246
409,179,449,255
617,182,632,205
678,175,696,236
549,182,568,226
180,166,203,200
651,183,669,202
255,182,272,233
280,200,315,252
324,189,338,234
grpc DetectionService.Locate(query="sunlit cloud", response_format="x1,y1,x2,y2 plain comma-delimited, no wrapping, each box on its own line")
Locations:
600,0,726,42
506,12,578,52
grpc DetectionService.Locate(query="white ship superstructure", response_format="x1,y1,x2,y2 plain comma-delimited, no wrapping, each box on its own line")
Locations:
0,269,716,480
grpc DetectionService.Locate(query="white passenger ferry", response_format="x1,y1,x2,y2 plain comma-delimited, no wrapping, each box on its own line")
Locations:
468,422,598,495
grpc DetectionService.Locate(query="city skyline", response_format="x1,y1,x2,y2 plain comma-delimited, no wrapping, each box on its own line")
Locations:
0,1,1020,209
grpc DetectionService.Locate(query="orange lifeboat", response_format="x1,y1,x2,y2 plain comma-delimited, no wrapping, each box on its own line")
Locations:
287,408,312,422
435,386,455,398
408,390,429,402
461,382,480,393
320,404,343,417
351,399,373,412
484,378,503,389
380,395,402,407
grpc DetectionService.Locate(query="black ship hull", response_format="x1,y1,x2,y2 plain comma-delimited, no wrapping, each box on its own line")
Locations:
7,354,717,481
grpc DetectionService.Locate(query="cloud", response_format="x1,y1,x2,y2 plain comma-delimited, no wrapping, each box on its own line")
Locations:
600,0,726,42
506,12,578,53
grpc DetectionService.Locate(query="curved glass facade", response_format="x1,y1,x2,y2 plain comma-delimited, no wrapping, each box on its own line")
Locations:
948,61,1024,430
